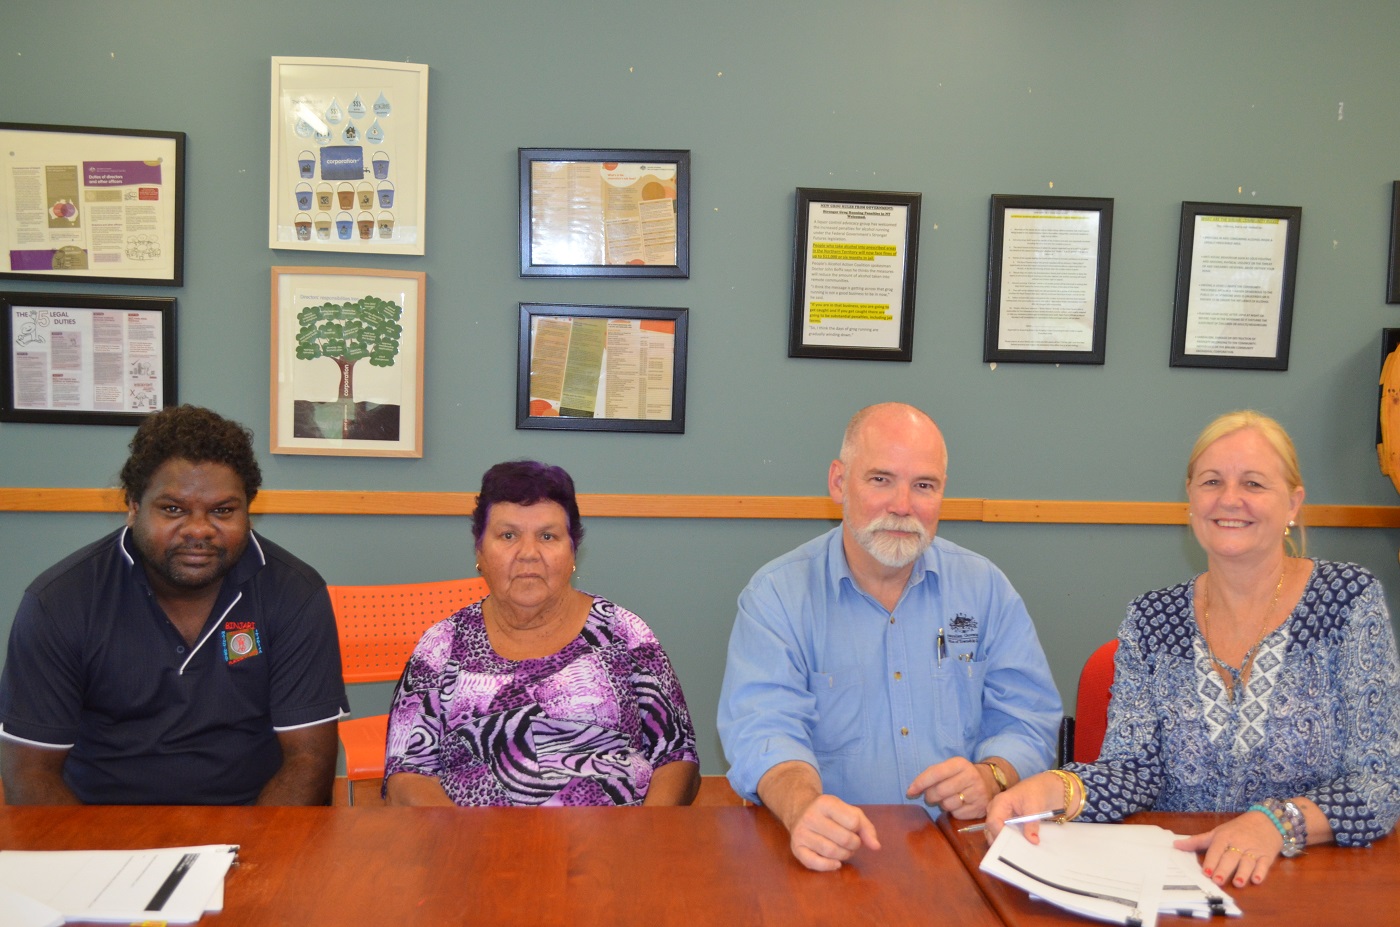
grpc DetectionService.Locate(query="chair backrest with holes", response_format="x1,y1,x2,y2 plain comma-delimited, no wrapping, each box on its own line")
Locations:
329,577,490,684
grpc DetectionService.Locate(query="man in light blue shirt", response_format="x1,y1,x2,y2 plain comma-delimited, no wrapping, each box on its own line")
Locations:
718,402,1061,871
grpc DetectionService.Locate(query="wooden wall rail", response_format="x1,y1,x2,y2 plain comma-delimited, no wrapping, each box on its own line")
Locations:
3,487,1399,527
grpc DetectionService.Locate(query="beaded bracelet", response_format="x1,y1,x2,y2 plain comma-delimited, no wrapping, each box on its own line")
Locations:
1249,798,1307,857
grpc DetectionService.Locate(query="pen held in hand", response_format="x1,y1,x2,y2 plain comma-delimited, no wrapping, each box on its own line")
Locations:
957,809,1066,833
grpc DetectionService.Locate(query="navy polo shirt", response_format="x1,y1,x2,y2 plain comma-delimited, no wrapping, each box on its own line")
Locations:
0,527,348,804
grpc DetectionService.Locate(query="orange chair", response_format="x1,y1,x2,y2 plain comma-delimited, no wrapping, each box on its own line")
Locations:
330,577,490,804
1066,639,1119,764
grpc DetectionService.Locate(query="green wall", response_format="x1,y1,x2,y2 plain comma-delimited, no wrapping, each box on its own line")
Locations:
3,1,1399,773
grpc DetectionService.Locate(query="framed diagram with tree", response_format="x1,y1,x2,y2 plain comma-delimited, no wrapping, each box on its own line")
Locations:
270,266,424,456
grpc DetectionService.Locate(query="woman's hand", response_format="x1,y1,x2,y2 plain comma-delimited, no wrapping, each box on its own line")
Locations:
983,771,1066,843
1173,811,1284,888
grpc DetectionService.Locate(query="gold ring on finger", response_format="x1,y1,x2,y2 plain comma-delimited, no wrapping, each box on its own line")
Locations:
1225,845,1243,854
958,792,967,804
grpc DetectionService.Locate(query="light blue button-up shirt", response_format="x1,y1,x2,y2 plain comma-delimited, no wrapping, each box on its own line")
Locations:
718,527,1061,809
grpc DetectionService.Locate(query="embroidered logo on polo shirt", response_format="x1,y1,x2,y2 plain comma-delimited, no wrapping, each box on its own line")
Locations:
222,621,262,664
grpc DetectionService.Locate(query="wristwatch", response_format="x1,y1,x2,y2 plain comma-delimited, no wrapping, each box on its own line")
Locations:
980,760,1009,793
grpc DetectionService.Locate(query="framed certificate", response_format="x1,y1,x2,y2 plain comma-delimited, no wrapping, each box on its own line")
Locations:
984,194,1113,365
0,123,185,286
1170,201,1301,371
1,291,177,425
519,148,690,278
788,188,921,361
517,303,688,433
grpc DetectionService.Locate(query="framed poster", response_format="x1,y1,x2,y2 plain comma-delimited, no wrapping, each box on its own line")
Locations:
1,291,176,425
517,303,687,433
1169,201,1301,371
269,57,429,255
788,188,921,361
519,148,690,278
0,123,185,286
270,267,424,457
984,194,1113,365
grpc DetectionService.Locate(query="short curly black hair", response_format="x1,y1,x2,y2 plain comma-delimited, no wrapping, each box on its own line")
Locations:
120,405,263,505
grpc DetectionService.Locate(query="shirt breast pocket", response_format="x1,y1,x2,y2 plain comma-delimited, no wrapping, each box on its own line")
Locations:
934,657,990,743
808,670,864,757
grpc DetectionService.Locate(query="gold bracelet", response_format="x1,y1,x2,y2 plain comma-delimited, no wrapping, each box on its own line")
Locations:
1062,770,1087,821
1047,772,1086,823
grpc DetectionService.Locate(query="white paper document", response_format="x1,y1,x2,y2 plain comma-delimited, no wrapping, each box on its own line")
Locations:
980,822,1240,926
0,844,237,924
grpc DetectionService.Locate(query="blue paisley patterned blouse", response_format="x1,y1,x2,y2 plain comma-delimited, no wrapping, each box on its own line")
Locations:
384,594,698,806
1067,560,1400,846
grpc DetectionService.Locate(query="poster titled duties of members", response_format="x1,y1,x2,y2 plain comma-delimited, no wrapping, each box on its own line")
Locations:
1,292,176,425
1170,202,1301,371
0,123,185,286
789,188,921,361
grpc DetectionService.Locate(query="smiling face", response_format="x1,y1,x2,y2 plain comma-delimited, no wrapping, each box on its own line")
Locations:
127,457,251,598
829,405,947,573
1187,427,1304,566
476,501,577,615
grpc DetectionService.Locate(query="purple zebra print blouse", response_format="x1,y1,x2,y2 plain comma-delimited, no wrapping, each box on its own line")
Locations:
384,594,698,805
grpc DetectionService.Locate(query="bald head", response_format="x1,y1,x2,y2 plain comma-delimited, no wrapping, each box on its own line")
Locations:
838,403,947,470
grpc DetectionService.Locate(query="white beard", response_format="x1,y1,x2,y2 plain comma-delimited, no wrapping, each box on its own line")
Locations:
853,514,932,568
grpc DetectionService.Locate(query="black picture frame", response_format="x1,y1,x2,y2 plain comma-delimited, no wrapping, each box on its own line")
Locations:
519,148,690,278
788,188,921,361
516,303,688,433
1169,201,1302,371
1387,182,1400,304
1,291,178,425
0,122,185,286
983,194,1113,365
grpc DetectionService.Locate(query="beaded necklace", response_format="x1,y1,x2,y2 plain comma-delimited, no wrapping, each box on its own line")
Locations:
1198,566,1284,701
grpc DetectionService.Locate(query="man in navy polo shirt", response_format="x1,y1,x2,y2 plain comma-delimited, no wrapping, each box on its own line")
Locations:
0,405,348,805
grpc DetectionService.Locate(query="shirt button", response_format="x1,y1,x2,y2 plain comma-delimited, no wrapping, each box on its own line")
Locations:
894,671,902,680
901,727,909,736
176,646,186,653
889,617,895,624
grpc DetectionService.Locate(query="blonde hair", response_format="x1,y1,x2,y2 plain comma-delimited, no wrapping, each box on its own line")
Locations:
1186,410,1306,557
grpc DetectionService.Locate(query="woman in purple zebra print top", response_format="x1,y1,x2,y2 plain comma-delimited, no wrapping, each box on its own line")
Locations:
384,460,699,807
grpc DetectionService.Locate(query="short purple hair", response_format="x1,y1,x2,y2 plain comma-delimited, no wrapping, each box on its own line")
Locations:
472,459,584,550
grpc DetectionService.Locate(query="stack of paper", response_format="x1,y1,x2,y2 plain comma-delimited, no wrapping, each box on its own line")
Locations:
0,844,237,926
980,822,1241,927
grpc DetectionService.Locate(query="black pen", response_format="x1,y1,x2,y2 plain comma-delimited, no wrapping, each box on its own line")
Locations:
937,627,946,666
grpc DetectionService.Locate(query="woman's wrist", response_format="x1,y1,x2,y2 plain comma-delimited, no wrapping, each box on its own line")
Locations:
1249,798,1307,857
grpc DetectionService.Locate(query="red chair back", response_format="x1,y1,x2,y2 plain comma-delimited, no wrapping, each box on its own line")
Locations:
1073,639,1119,763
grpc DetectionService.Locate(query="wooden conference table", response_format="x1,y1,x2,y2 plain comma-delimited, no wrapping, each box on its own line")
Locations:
0,803,998,927
4,803,1398,926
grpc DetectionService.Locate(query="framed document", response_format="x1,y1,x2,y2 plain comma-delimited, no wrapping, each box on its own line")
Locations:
1388,182,1400,304
1170,202,1301,371
788,188,921,361
0,123,185,286
1,291,177,425
519,148,690,278
984,194,1113,365
270,267,425,457
269,57,429,255
517,303,688,433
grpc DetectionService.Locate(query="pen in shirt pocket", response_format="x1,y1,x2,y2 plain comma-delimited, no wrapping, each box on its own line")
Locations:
937,627,947,666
